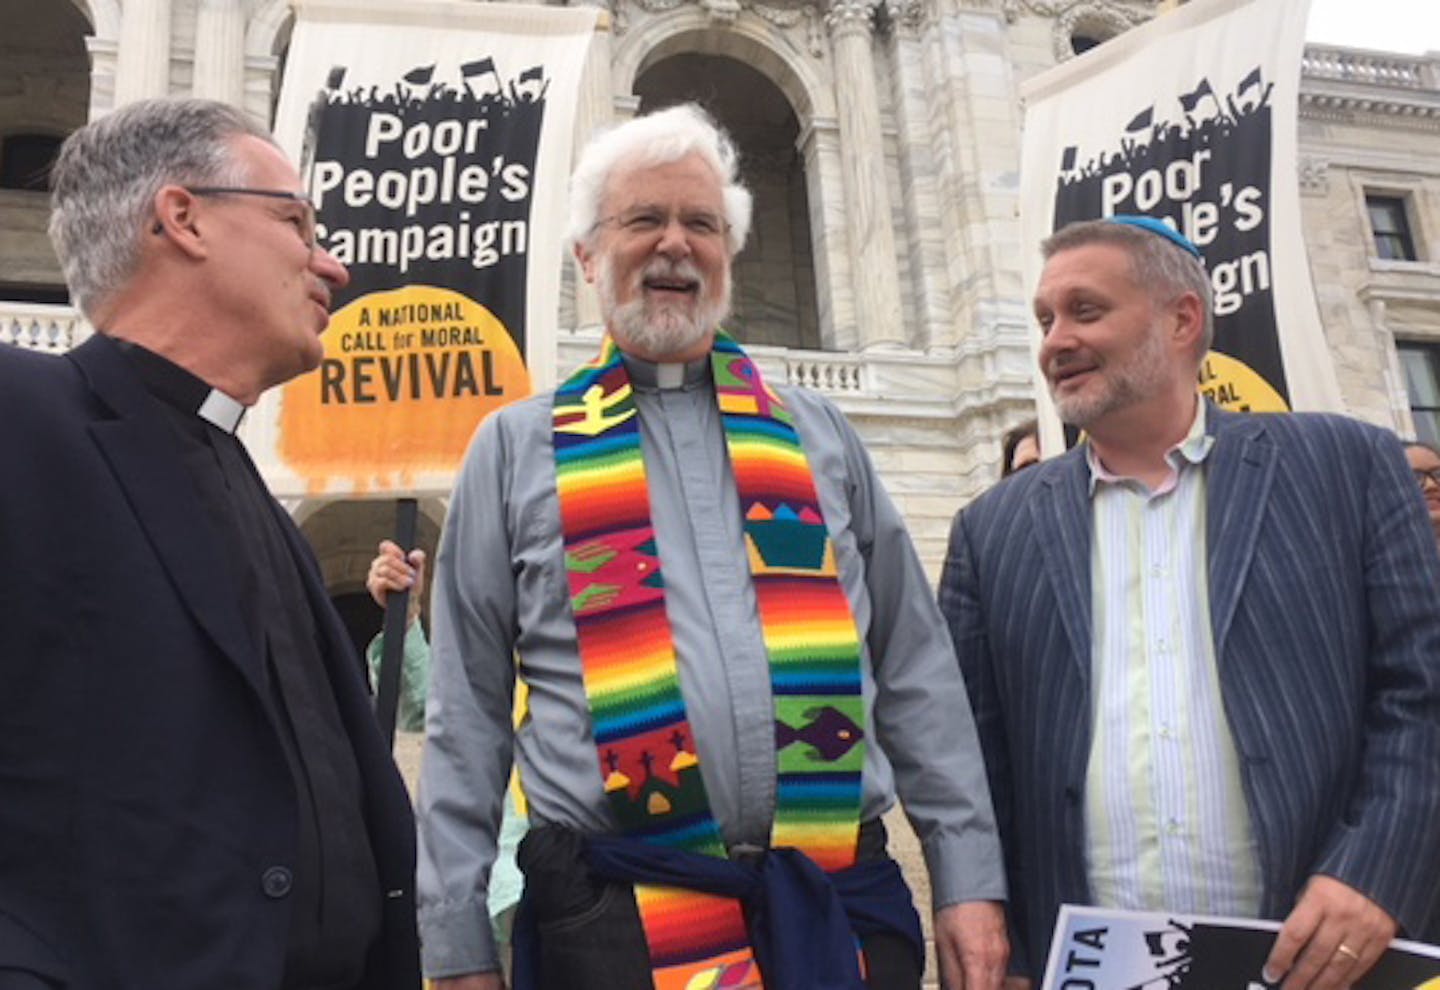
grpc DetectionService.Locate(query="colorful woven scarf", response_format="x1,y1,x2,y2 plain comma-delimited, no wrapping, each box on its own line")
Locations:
552,331,867,989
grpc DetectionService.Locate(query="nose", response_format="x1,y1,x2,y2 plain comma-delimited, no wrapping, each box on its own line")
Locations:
1037,320,1071,371
310,245,350,289
654,216,693,259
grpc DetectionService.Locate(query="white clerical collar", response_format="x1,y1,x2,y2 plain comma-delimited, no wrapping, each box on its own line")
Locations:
113,338,248,434
197,389,246,434
620,352,711,391
655,363,686,389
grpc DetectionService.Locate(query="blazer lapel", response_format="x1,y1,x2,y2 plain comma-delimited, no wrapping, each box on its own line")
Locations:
1205,407,1276,655
68,335,264,692
1032,449,1094,684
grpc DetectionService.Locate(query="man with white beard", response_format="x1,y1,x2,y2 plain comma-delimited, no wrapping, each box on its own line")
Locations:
416,103,1008,990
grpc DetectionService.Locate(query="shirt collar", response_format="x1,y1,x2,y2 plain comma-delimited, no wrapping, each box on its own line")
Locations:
1086,399,1213,497
620,351,712,392
116,340,247,434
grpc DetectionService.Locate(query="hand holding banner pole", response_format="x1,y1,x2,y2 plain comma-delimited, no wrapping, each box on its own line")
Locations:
375,497,418,747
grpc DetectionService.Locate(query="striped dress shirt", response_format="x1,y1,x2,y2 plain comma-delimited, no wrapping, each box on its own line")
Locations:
1084,404,1261,915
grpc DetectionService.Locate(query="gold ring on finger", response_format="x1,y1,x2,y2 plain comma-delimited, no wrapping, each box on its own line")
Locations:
1334,943,1360,964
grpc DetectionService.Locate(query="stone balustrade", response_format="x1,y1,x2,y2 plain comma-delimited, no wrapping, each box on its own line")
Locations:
781,350,867,393
558,331,878,397
5,311,872,397
0,302,91,354
1302,45,1437,91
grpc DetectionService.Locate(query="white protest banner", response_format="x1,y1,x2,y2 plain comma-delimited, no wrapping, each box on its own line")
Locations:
247,0,598,497
1019,0,1342,453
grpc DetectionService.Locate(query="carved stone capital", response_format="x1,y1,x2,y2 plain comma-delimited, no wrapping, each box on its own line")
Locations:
883,0,928,32
826,0,878,37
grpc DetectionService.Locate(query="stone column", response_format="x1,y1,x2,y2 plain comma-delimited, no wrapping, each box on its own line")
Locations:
571,8,616,330
193,0,245,107
826,0,905,350
113,0,173,105
883,0,950,352
86,36,120,119
798,116,856,351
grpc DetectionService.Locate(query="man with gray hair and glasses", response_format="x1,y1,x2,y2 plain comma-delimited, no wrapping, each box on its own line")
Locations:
0,98,420,989
417,102,1007,990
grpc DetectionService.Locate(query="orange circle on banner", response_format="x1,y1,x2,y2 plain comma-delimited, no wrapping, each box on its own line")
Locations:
278,284,531,493
1197,350,1289,413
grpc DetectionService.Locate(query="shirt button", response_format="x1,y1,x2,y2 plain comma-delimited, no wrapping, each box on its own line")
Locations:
1165,819,1181,836
261,866,293,899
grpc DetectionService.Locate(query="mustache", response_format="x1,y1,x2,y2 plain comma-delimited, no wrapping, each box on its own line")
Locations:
640,257,704,286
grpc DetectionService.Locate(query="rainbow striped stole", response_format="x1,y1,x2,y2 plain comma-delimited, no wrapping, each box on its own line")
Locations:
552,332,867,988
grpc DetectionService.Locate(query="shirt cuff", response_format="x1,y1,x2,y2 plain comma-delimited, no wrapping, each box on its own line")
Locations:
419,898,502,978
922,824,1008,912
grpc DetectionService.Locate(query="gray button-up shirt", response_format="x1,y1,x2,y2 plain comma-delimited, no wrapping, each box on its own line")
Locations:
417,352,1003,977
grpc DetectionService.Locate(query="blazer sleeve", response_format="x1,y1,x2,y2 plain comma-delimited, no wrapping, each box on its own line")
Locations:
1310,427,1440,935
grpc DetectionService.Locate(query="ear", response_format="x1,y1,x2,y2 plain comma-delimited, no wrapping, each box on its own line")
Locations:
151,185,209,261
573,239,598,285
1171,290,1205,355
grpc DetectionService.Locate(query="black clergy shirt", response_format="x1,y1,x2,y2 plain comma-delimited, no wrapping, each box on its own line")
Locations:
119,342,381,990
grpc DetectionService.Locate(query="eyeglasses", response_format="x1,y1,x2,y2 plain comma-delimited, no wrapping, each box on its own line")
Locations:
1414,468,1440,488
183,186,317,249
593,208,730,242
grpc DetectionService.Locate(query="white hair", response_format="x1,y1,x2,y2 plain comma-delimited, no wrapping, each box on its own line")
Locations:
567,103,752,256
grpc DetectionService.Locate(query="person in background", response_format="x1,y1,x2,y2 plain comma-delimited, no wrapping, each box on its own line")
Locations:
1000,419,1040,477
941,216,1440,990
366,539,430,733
1404,441,1440,548
365,539,528,968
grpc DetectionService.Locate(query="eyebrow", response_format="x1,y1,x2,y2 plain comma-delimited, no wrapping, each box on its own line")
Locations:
620,203,721,214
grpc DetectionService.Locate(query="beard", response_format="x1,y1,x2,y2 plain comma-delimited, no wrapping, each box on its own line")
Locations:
1048,319,1172,428
598,254,731,360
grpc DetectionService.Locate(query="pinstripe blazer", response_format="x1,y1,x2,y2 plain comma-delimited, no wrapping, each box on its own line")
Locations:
939,405,1440,977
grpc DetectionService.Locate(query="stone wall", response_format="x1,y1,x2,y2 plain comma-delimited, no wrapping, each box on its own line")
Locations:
1296,47,1440,432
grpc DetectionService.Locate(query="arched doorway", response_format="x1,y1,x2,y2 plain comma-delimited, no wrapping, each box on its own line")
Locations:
635,53,820,351
0,0,91,303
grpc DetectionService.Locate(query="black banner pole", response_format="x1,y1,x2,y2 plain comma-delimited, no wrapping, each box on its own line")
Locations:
375,497,418,747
